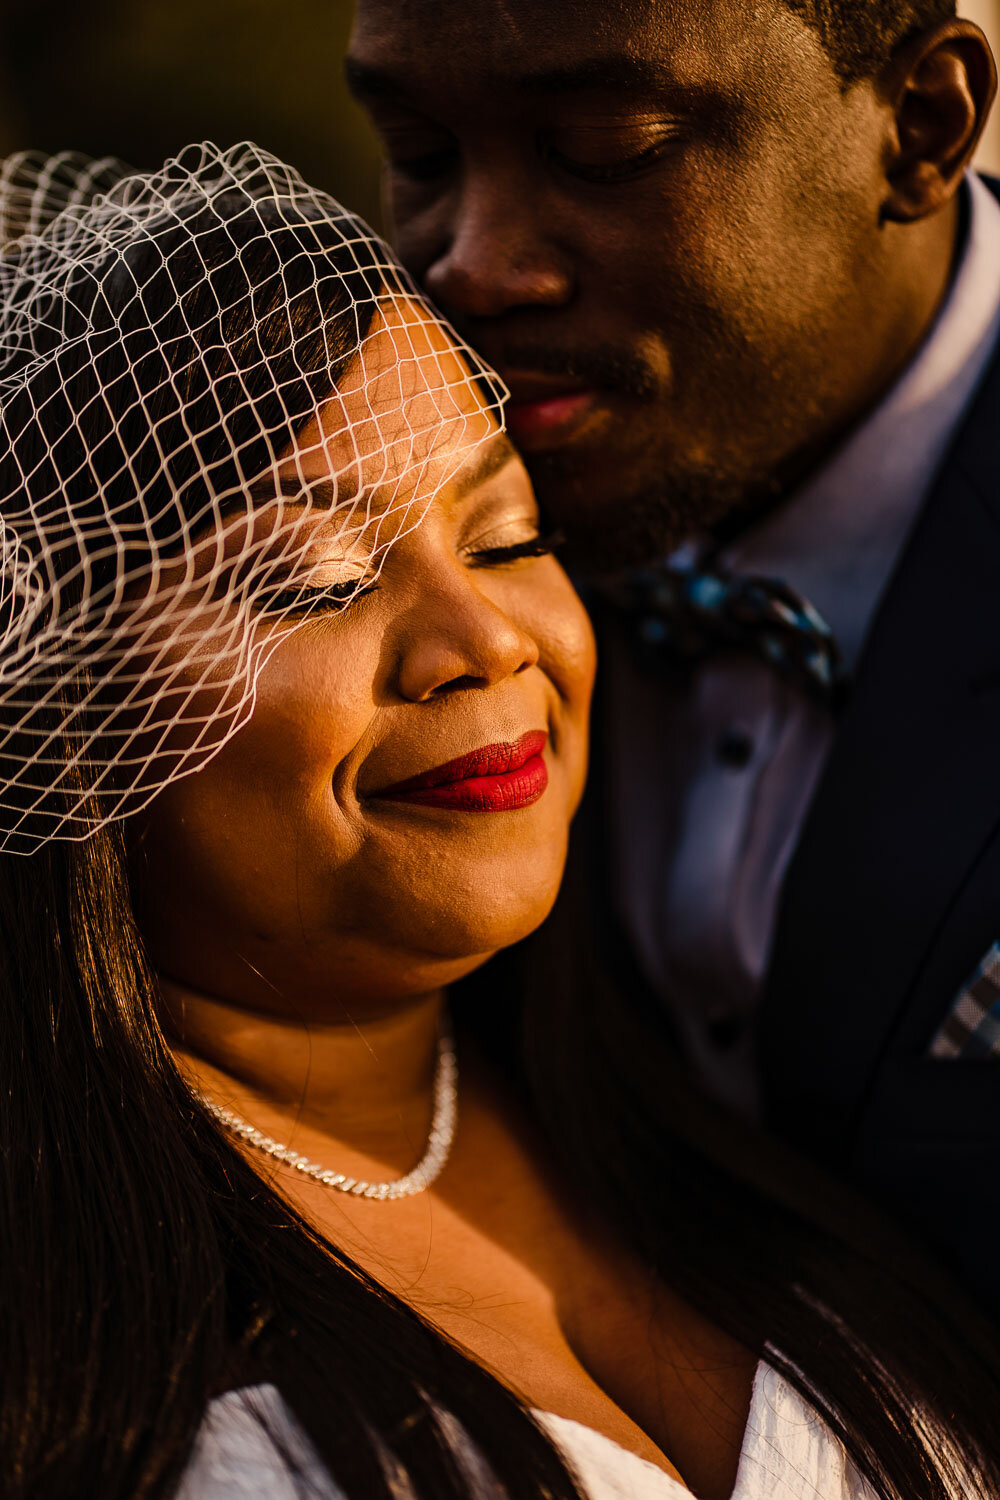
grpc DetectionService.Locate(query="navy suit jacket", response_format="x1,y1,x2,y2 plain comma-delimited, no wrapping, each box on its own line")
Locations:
758,196,1000,1304
558,181,1000,1308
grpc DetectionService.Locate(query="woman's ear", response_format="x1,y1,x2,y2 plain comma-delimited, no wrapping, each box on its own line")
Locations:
879,19,997,224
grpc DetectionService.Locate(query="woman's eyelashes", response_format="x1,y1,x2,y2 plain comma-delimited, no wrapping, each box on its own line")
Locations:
257,575,380,617
466,529,564,567
256,530,562,618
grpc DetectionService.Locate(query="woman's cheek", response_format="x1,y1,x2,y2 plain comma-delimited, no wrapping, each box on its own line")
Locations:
536,563,597,714
252,623,379,773
526,563,596,811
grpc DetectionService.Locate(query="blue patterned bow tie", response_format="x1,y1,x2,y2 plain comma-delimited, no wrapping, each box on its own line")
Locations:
607,560,848,707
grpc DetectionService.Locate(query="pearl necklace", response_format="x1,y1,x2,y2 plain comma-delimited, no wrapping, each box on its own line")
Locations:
198,1016,457,1201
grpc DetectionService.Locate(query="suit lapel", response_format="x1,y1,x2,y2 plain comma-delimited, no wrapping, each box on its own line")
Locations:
759,346,1000,1153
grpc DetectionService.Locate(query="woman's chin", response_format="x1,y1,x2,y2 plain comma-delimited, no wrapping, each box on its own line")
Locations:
380,837,568,976
422,870,564,965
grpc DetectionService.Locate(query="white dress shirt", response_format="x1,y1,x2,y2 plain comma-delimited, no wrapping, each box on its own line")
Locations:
609,172,1000,1117
177,1366,881,1499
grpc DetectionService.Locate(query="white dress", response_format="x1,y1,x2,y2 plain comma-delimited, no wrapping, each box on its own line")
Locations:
174,1363,876,1500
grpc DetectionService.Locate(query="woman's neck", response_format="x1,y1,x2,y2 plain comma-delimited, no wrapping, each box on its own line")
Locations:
160,976,445,1163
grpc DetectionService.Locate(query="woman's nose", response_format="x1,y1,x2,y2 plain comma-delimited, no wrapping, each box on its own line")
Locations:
396,580,540,703
422,173,573,321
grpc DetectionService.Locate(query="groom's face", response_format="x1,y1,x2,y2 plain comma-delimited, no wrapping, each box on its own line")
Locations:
348,0,900,562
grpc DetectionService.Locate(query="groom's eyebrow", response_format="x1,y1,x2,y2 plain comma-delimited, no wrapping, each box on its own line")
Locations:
515,57,692,98
346,54,706,105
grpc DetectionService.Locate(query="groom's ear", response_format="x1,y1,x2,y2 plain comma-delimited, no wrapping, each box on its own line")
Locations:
879,18,997,224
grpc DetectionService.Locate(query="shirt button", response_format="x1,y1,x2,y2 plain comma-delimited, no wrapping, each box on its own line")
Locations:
716,726,755,769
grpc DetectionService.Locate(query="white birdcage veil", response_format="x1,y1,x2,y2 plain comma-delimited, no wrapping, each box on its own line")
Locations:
0,149,132,252
0,142,507,855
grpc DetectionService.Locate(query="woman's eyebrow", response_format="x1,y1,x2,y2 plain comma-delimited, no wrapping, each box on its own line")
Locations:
245,472,360,509
242,437,513,515
451,436,517,501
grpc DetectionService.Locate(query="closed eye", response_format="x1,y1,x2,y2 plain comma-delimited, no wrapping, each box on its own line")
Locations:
543,122,684,185
255,531,562,615
257,578,380,617
468,530,564,567
374,118,459,185
388,146,459,184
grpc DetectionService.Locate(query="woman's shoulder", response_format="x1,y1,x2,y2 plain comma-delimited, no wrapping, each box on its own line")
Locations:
173,1364,878,1500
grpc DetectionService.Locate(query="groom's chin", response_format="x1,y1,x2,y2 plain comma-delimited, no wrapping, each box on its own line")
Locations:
530,464,753,577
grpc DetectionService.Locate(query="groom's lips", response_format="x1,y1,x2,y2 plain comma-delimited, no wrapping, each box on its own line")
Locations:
503,374,600,450
372,731,549,812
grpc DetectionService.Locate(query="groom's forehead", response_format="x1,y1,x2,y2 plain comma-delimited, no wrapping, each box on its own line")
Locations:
348,0,774,97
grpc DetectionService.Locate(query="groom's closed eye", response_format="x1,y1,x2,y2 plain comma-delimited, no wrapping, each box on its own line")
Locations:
542,118,689,186
344,62,457,183
378,120,459,185
365,109,689,191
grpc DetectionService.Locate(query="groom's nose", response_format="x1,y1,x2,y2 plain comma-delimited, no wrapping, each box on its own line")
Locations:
422,170,573,321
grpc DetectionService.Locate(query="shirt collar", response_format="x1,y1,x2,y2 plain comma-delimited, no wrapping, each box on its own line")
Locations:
721,172,1000,670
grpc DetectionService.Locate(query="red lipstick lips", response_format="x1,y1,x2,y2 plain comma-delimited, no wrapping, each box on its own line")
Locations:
373,731,549,813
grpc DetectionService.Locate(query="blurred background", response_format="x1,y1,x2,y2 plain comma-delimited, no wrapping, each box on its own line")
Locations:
0,0,998,233
0,0,383,224
964,0,1000,168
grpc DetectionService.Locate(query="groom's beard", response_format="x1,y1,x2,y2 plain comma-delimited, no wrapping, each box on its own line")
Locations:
526,444,783,576
493,337,783,573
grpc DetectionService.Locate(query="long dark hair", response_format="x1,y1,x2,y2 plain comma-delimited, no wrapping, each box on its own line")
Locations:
0,175,586,1500
1,180,998,1500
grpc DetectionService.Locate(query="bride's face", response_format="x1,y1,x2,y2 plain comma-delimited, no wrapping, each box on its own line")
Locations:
132,297,595,1014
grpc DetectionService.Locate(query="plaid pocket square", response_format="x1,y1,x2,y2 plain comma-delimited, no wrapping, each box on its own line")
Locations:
929,943,1000,1059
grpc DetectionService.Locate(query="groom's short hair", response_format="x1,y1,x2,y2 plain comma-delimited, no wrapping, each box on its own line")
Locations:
785,0,957,83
